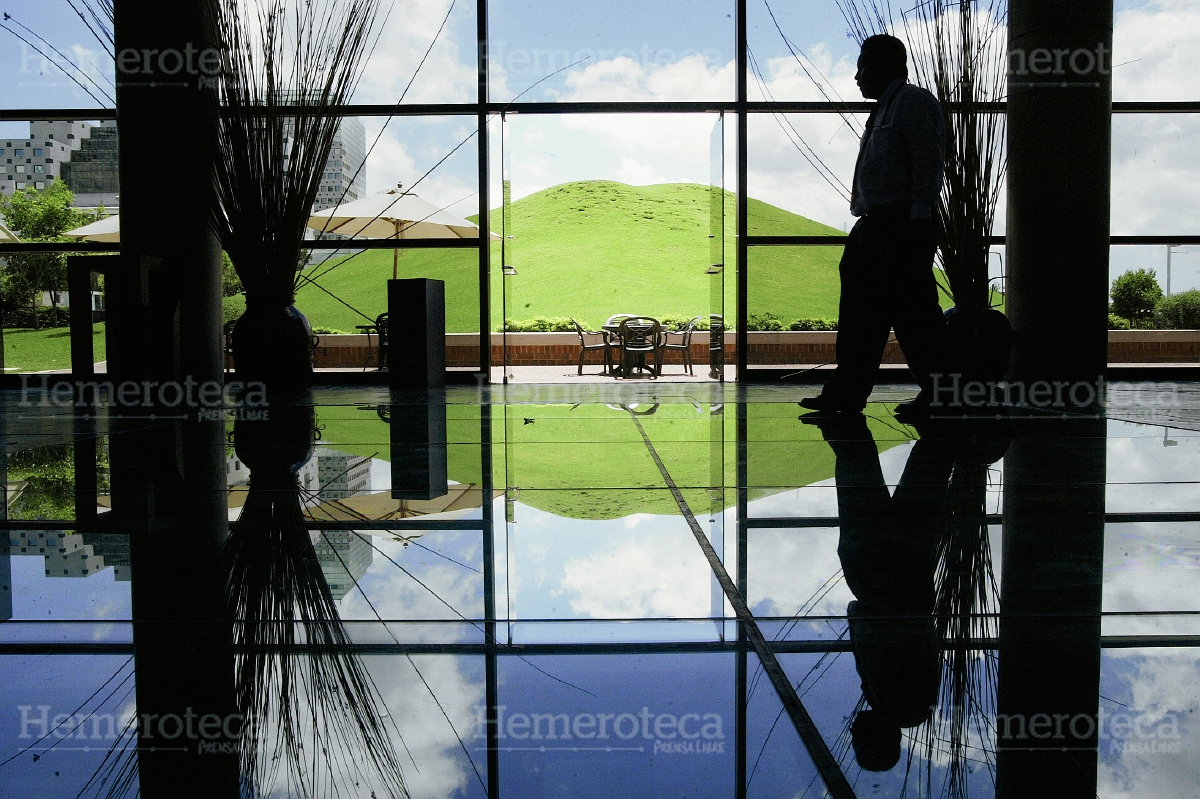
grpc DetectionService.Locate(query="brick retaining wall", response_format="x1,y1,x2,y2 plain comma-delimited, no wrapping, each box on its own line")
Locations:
306,330,1200,370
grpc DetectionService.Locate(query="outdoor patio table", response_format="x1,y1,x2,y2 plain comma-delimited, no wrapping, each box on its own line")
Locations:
605,318,661,377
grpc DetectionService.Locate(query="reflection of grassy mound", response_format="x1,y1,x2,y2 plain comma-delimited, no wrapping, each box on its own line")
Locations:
316,401,909,521
294,181,847,333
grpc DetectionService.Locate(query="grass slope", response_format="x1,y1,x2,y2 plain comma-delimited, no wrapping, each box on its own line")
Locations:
294,181,852,333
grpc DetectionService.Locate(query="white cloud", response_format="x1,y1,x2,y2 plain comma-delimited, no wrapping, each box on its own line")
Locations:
615,156,672,185
560,54,735,103
1097,650,1200,799
559,531,715,618
355,0,477,105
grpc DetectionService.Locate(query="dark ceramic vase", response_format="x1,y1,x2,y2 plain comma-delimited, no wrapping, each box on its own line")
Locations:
231,297,314,394
944,306,1013,384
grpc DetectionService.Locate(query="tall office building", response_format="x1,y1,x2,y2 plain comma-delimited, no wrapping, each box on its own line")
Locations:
308,117,367,212
1,122,86,195
311,530,374,601
60,124,119,198
9,530,107,578
314,447,372,501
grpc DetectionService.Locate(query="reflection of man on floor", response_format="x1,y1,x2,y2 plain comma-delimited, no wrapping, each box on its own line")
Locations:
800,34,948,419
805,414,952,771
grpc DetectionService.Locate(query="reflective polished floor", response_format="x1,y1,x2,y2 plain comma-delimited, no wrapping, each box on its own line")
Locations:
1,382,1198,798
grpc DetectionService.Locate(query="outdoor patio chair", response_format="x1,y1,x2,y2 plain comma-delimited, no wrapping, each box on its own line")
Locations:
572,318,612,375
615,317,663,378
223,320,237,371
661,316,701,375
356,312,389,370
602,313,639,359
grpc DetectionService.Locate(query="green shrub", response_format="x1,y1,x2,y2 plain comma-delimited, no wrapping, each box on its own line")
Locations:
659,314,702,331
1156,290,1200,330
1108,312,1131,330
790,317,838,331
311,326,349,335
504,316,576,332
746,311,785,331
222,294,245,326
1110,269,1164,324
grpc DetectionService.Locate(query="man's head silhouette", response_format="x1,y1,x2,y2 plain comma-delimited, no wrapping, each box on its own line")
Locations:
851,708,903,771
855,34,909,99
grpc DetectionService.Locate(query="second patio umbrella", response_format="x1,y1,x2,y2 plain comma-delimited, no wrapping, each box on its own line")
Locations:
64,214,121,243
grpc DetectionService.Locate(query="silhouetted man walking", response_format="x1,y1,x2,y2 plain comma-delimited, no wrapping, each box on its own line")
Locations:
801,35,947,418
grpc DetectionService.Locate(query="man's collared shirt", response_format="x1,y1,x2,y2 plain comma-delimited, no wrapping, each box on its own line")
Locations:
850,78,945,220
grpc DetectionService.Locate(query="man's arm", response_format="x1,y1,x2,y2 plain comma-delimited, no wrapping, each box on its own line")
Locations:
899,89,946,220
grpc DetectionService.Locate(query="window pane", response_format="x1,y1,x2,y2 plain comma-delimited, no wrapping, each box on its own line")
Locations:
0,8,112,109
1112,114,1200,236
488,0,735,102
748,112,860,235
1113,2,1200,102
746,0,860,103
354,0,479,104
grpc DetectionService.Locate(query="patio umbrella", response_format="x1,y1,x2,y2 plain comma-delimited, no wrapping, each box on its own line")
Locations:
307,185,499,279
65,214,120,243
0,220,18,242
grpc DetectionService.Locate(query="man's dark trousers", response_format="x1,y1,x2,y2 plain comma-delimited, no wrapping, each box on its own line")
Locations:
821,204,948,408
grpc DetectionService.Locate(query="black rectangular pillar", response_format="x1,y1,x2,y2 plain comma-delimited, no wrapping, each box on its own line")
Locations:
1006,2,1113,386
388,278,446,389
67,256,96,383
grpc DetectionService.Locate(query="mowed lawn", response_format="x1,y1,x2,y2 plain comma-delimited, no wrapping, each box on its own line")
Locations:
293,181,855,332
3,324,106,372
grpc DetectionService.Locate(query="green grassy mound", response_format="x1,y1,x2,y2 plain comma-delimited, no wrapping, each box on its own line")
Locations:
293,181,852,333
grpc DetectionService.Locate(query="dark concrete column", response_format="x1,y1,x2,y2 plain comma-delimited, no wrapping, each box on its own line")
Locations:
997,418,1106,799
1006,2,1113,386
112,0,223,388
112,3,237,796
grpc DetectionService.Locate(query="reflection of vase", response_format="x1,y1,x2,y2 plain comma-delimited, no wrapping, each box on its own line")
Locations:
234,404,315,477
944,306,1012,383
231,296,314,393
226,404,407,797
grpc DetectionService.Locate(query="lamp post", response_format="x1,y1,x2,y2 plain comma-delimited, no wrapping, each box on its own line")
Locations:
1167,244,1174,297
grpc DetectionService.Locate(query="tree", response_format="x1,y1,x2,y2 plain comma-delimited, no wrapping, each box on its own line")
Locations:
222,251,243,297
0,179,93,328
1110,268,1164,327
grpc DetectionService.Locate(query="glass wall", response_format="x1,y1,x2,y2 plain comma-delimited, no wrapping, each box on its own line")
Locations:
1,1,1198,380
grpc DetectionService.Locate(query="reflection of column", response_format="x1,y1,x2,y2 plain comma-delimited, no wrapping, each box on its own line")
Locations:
117,414,239,796
0,401,10,621
997,418,1106,799
390,393,449,500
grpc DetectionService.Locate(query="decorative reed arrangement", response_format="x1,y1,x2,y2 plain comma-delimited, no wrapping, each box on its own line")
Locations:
209,0,384,389
839,0,1009,312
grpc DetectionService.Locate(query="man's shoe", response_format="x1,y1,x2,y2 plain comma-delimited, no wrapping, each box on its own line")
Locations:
799,395,864,414
893,397,931,420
